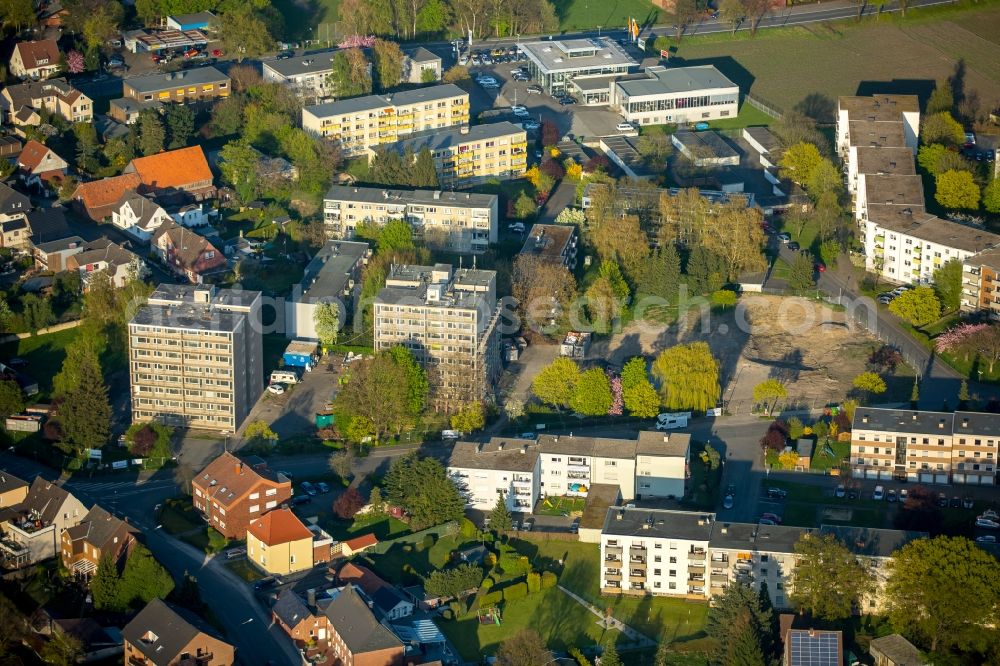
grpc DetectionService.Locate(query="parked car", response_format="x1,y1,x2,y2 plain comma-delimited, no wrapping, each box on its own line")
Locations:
276,50,294,59
558,96,577,105
108,55,124,67
877,295,893,305
183,48,200,58
570,521,579,534
519,432,537,440
873,485,885,501
317,482,330,493
887,489,897,503
481,81,500,89
777,233,791,243
976,535,997,543
766,487,788,499
758,518,777,526
511,105,529,117
950,496,962,508
523,120,541,131
616,122,635,132
267,383,286,395
975,517,1000,529
300,481,317,496
787,241,801,251
981,509,1000,521
963,496,974,509
459,54,469,65
847,488,859,500
508,222,525,232
760,512,782,524
253,577,277,591
526,85,543,94
835,484,846,498
212,49,224,57
937,492,948,508
292,495,311,506
899,488,908,501
150,54,163,63
723,494,734,509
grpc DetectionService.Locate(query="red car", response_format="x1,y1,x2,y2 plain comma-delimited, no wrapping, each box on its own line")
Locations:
212,48,224,57
183,48,200,58
815,262,826,273
150,54,162,63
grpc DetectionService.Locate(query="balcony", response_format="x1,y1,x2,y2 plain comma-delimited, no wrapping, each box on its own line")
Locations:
604,572,622,581
628,573,646,583
688,550,706,561
604,556,622,566
687,563,706,575
710,573,729,585
629,559,646,569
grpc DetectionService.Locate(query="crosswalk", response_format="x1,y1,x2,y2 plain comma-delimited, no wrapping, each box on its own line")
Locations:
67,478,176,499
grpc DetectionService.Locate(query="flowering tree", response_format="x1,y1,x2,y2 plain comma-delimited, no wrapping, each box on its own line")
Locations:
339,35,376,48
608,373,623,416
935,323,989,358
67,50,85,74
555,207,586,225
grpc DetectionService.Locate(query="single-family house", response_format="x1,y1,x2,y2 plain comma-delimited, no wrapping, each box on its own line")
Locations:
169,203,210,228
403,47,441,83
9,40,61,80
26,207,70,246
0,477,87,569
65,238,147,290
271,590,331,657
191,452,292,540
60,505,135,578
151,221,226,283
1,79,93,124
0,472,29,508
45,618,124,663
246,508,315,576
16,140,67,192
111,191,172,241
372,586,414,621
123,598,235,666
32,235,83,272
0,183,32,249
124,145,216,204
71,173,143,222
323,585,404,666
336,561,392,597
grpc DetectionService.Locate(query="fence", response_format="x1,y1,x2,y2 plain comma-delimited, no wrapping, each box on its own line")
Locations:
370,520,459,555
744,93,784,120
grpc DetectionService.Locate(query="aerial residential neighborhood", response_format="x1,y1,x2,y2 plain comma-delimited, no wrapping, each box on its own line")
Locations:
2,0,1000,664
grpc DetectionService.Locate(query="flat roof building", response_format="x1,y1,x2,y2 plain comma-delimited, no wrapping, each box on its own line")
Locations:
390,122,527,189
672,130,740,167
323,185,498,253
519,223,578,269
520,37,638,96
613,65,739,127
285,240,371,341
128,284,263,432
302,83,470,157
375,263,501,409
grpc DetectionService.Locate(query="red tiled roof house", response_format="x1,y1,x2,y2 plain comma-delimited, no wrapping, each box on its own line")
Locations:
191,452,292,540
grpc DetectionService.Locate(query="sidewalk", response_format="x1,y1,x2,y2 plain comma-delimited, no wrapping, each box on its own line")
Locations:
557,585,658,649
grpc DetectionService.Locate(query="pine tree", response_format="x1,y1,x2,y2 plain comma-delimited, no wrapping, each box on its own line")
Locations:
725,614,767,666
910,378,920,408
599,642,622,666
135,110,165,156
490,495,512,533
115,544,174,610
58,350,111,454
90,554,121,611
958,379,969,410
411,148,439,188
638,245,682,301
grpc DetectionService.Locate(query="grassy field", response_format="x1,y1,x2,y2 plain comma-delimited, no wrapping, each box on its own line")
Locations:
536,495,587,516
809,438,850,472
0,327,79,400
551,0,660,32
673,1,1000,121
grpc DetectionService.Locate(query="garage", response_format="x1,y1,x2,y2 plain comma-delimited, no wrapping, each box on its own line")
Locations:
919,473,934,483
865,469,879,480
953,473,966,484
878,470,892,480
906,471,918,482
934,474,949,484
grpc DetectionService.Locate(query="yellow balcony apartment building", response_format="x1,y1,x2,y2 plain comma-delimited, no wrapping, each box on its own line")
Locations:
301,83,470,157
390,121,528,190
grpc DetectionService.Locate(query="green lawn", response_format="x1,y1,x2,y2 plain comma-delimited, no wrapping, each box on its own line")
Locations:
365,532,474,585
704,103,775,130
313,512,411,542
0,327,79,400
225,558,266,582
550,0,661,32
809,438,851,472
536,495,587,516
157,498,204,535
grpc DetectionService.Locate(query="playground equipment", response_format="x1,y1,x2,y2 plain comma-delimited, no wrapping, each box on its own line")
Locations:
478,606,502,625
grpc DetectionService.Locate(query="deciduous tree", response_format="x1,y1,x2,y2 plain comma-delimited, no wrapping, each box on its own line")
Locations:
333,487,366,519
0,380,24,422
329,48,373,97
511,254,576,332
788,252,816,292
570,368,613,416
621,357,661,418
790,533,873,620
921,111,965,147
450,402,486,432
313,301,341,347
373,39,405,90
752,379,787,404
888,286,941,327
886,536,1000,652
934,169,980,210
652,343,720,412
1,0,35,31
779,142,823,185
532,357,580,409
495,629,553,666
984,177,1000,214
932,259,963,312
927,81,954,114
214,7,274,62
852,371,887,400
164,104,195,149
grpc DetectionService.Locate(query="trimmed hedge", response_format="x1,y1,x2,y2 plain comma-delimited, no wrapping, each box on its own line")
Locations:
527,571,541,594
541,571,557,589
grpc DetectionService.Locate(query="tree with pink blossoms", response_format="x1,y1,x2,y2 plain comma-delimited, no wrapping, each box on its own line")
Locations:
608,373,623,416
66,50,85,74
338,35,376,49
935,322,988,361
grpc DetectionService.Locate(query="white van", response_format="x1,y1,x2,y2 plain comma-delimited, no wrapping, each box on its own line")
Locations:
270,370,299,385
655,412,691,430
441,430,462,440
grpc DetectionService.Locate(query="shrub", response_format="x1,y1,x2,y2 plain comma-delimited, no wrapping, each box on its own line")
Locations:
527,571,541,594
448,600,461,615
422,533,434,550
480,578,493,592
441,608,453,620
502,582,528,601
541,571,557,589
459,517,477,539
480,590,502,606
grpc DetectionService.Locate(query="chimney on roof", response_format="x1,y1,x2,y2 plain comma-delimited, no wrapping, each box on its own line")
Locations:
307,588,316,607
962,418,969,427
912,413,917,421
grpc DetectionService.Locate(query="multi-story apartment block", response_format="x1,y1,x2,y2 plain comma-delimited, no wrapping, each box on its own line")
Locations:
0,472,28,508
599,508,926,611
448,431,691,512
1,78,93,124
119,66,230,106
612,65,739,126
285,240,371,340
323,185,498,253
302,84,470,157
124,598,235,666
60,505,135,578
262,51,338,100
128,284,264,432
191,452,293,540
390,122,528,189
837,95,919,166
519,224,579,269
961,247,1000,317
0,477,86,570
851,407,999,485
848,146,915,196
374,263,501,409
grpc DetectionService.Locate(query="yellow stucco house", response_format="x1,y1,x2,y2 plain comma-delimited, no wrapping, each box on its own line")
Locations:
246,508,316,576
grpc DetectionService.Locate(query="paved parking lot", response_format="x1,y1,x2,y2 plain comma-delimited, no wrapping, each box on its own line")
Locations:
241,357,344,438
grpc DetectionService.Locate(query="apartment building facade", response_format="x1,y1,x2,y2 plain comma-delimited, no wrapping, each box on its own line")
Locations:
850,407,998,485
192,452,293,540
374,263,501,409
391,122,528,189
128,284,264,432
600,508,925,612
119,67,230,106
285,240,371,340
301,84,470,157
323,185,498,253
612,65,739,126
448,431,691,512
1,78,93,124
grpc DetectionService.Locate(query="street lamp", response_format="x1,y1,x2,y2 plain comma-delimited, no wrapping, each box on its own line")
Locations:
597,25,602,37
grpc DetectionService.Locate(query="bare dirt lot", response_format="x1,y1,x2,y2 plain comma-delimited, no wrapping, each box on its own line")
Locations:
590,295,914,408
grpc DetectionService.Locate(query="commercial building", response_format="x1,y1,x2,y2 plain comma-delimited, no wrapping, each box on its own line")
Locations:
192,452,293,540
284,240,371,340
128,284,264,432
1,78,93,125
301,83,470,157
850,407,999,485
374,263,501,409
519,223,578,269
599,507,925,610
262,51,339,100
447,431,691,512
390,122,528,189
323,184,498,252
520,37,638,96
115,67,230,113
124,598,235,666
612,65,739,126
